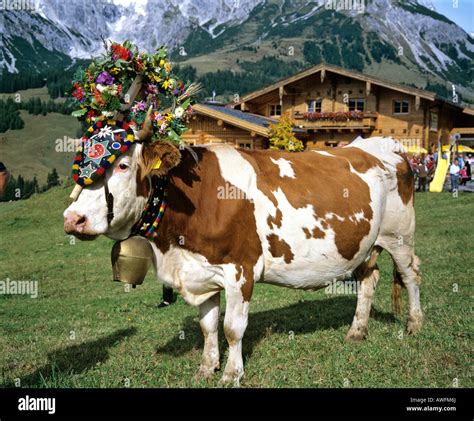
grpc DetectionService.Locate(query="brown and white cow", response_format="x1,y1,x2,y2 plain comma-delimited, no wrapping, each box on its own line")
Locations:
64,135,423,385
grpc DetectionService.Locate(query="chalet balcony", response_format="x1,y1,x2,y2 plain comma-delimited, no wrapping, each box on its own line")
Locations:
293,111,377,132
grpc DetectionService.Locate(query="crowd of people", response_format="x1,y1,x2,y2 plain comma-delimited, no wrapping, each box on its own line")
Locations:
409,152,473,192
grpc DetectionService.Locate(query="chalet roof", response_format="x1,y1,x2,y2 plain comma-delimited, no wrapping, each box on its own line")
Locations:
234,63,474,114
194,103,304,137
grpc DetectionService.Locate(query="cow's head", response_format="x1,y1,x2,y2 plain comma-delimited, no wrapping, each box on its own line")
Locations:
63,137,181,241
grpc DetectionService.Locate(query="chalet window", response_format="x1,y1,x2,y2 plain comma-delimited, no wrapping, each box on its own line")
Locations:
393,100,409,114
269,104,281,116
238,142,252,150
307,99,322,113
348,99,364,112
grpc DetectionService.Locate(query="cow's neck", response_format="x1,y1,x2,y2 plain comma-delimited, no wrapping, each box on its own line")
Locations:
149,147,217,256
132,175,168,239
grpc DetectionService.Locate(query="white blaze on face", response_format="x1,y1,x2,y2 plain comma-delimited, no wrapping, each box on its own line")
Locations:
63,144,148,240
270,157,296,178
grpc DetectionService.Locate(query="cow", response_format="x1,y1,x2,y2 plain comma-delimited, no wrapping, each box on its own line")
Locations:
64,132,423,386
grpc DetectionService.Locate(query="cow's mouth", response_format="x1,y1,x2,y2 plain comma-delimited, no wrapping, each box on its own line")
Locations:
71,233,99,241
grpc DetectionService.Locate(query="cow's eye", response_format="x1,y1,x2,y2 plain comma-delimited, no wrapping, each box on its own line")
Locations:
118,163,129,171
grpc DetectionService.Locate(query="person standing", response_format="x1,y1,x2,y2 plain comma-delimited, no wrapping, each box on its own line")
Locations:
464,156,471,182
449,160,461,192
460,165,469,186
417,162,428,192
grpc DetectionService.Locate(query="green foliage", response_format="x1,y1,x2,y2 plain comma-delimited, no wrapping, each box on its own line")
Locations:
46,168,60,189
269,115,304,152
366,32,401,64
1,168,61,202
197,57,304,98
0,70,45,93
1,174,39,201
18,97,73,116
0,99,24,133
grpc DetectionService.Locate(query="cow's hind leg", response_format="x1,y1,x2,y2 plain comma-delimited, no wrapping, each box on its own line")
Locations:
195,292,221,380
389,249,423,335
220,282,251,386
346,246,382,342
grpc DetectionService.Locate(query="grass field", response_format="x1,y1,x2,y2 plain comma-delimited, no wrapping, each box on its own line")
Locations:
0,111,80,183
0,185,472,388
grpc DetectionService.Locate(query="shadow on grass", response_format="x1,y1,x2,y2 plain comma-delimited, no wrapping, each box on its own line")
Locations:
7,327,136,387
156,295,395,361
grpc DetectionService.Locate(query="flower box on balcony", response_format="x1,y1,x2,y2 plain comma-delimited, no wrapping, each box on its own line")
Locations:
302,111,364,122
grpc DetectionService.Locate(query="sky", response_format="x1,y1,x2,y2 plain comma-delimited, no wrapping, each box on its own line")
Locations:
429,0,474,33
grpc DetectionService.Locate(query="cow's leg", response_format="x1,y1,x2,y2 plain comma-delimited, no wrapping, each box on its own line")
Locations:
346,246,381,342
195,292,221,380
220,282,251,386
390,251,423,335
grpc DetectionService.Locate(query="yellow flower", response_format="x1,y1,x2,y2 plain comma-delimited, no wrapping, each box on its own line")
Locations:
153,74,162,83
159,59,165,67
162,79,170,89
90,83,96,92
110,67,121,75
165,114,173,122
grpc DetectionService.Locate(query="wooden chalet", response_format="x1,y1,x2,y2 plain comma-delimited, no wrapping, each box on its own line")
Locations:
183,63,474,151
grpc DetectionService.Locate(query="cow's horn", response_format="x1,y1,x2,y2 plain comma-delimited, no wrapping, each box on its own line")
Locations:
136,106,154,142
70,184,83,201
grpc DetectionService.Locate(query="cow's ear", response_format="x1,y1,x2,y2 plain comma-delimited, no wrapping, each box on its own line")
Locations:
140,142,181,178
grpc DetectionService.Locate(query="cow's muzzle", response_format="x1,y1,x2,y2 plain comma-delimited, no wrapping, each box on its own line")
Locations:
64,211,98,240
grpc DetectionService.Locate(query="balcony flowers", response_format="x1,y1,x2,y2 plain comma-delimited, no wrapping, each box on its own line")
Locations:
303,111,363,121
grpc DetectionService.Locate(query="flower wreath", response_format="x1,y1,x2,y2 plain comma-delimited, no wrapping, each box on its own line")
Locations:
69,40,198,146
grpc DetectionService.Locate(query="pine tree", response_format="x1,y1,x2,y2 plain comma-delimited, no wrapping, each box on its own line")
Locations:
268,115,304,152
47,168,60,188
17,175,25,197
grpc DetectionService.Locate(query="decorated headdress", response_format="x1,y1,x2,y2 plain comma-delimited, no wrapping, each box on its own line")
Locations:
69,40,200,189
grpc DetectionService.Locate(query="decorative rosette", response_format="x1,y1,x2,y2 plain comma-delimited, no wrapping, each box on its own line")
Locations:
71,117,135,186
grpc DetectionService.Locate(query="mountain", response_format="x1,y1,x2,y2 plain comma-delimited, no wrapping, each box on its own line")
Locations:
0,0,473,103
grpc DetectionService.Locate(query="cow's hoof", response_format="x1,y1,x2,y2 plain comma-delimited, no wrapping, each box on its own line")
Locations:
346,327,368,342
407,316,423,335
194,365,219,381
219,370,243,387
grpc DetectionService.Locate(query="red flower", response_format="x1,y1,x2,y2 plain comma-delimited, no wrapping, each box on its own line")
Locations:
94,89,105,107
72,82,84,101
111,43,131,61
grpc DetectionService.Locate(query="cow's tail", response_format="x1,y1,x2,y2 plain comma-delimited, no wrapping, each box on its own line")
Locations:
392,269,404,315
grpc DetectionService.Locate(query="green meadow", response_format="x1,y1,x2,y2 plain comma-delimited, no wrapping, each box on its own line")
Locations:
0,186,472,388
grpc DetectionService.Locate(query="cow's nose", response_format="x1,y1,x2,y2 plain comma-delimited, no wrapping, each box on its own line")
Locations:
64,211,87,234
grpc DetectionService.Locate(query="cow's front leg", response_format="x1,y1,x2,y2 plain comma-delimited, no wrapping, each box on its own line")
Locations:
195,292,221,380
220,281,251,386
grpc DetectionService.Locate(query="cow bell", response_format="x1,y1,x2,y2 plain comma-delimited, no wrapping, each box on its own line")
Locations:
111,236,154,286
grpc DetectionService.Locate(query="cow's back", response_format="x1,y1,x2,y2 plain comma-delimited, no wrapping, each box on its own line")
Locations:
211,144,390,289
